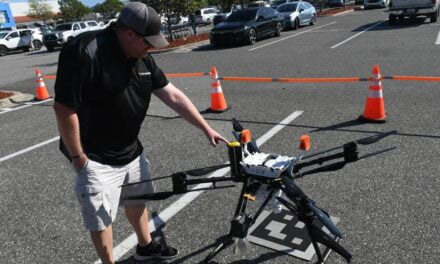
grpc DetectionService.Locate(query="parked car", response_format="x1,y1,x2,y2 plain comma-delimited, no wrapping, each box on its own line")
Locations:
388,0,439,23
210,7,284,46
43,21,89,52
277,2,317,29
18,29,44,50
0,30,33,56
85,20,101,31
364,0,389,8
195,8,219,25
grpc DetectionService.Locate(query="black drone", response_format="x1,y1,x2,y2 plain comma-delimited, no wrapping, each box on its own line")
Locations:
124,119,396,264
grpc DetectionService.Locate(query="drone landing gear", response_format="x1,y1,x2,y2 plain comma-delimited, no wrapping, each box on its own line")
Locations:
201,180,275,264
201,181,351,264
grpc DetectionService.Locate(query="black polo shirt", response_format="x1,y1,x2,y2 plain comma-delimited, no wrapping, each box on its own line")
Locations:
55,25,169,165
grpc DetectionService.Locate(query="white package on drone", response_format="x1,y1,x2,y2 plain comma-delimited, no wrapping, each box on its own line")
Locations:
240,152,296,178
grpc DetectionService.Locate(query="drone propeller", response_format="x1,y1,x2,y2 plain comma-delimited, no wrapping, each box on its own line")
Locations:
121,164,230,188
302,130,397,160
126,191,176,200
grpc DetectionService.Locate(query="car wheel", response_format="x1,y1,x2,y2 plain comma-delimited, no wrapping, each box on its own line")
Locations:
247,28,257,45
0,45,7,56
389,14,396,24
293,18,300,30
310,14,317,25
33,40,43,51
431,9,438,23
275,22,282,37
46,46,55,52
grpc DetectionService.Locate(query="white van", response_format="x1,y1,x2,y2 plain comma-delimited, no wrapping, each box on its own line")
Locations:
195,8,219,25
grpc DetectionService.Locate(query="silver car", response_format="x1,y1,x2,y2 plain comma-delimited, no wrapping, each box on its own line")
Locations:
276,2,317,30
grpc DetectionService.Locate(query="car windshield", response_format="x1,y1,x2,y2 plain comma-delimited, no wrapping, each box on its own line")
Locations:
55,24,72,31
277,3,298,12
226,9,258,22
0,32,9,39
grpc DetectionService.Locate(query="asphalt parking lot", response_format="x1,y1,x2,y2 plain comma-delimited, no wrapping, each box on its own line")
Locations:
1,8,440,264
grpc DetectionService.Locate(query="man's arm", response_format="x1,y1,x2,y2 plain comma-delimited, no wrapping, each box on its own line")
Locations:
53,102,87,169
153,83,227,146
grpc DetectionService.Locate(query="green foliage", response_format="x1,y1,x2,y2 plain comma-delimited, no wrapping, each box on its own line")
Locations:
58,0,91,21
27,0,54,22
92,0,124,15
139,0,204,16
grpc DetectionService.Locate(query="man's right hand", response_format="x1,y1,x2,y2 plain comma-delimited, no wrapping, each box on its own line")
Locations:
72,154,88,171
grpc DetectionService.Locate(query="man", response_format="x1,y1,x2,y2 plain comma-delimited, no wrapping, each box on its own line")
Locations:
53,2,227,264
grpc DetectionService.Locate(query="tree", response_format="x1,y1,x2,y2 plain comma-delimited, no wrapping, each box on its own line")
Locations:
93,0,124,17
27,0,54,23
58,0,90,21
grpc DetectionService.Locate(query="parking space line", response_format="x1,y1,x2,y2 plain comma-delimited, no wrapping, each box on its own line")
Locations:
0,98,53,115
331,20,386,49
96,110,304,263
435,30,440,44
249,22,337,51
0,136,59,163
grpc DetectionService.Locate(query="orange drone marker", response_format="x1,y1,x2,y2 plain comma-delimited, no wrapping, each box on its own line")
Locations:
300,135,311,151
240,129,251,144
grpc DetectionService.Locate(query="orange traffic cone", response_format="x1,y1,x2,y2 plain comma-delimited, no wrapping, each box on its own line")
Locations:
359,65,386,123
35,68,50,101
209,66,229,112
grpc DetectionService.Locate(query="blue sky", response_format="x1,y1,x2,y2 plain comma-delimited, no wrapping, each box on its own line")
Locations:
80,0,105,7
9,0,105,7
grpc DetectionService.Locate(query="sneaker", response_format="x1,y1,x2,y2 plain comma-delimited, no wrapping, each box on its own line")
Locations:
134,240,179,261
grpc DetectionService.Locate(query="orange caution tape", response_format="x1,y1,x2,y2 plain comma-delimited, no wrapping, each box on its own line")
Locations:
391,76,440,82
166,72,209,78
220,77,361,83
41,73,440,83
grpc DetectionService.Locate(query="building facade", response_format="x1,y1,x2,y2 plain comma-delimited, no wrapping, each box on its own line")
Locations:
1,0,59,25
0,1,16,29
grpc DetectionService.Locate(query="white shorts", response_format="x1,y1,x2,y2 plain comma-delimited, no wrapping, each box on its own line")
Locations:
74,152,154,231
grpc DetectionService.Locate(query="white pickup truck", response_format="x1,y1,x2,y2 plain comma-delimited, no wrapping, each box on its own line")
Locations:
389,0,440,23
43,20,100,52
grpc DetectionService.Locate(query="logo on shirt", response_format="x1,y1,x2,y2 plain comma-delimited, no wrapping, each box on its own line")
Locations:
138,72,151,76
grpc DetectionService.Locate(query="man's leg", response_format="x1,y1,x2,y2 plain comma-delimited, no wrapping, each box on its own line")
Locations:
125,204,152,246
90,225,115,264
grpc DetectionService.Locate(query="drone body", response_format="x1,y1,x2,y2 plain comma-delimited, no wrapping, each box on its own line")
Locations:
124,119,396,264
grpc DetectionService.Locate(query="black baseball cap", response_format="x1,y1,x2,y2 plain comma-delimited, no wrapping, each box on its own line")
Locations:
118,2,169,48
